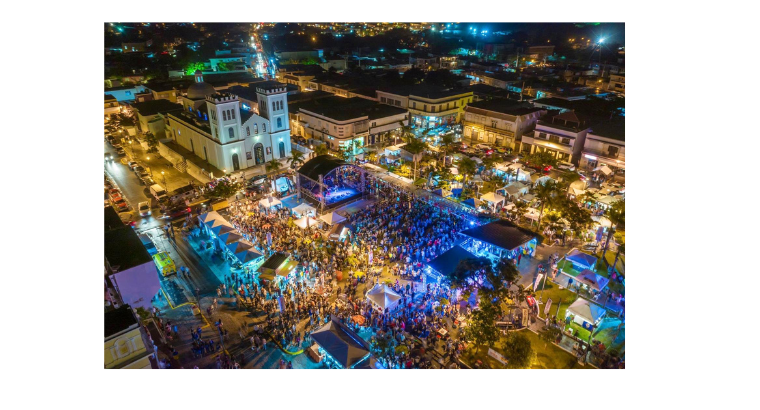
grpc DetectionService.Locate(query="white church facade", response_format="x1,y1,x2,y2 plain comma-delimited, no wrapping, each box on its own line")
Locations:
166,71,292,173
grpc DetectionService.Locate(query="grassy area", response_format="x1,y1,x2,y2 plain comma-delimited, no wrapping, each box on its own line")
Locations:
597,250,625,275
462,330,586,369
568,322,592,342
557,259,582,277
533,278,578,320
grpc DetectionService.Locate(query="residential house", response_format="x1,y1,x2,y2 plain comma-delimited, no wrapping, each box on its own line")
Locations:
521,111,592,163
579,118,625,171
105,94,120,118
463,100,546,149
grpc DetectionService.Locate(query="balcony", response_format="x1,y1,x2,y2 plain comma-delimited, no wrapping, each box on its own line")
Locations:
583,148,624,162
463,121,515,137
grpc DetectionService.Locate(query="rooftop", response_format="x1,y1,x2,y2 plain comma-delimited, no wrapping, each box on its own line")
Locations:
588,119,625,142
104,225,153,272
105,94,118,102
467,99,542,116
296,96,406,122
104,305,138,338
130,99,184,116
380,84,471,99
461,219,542,251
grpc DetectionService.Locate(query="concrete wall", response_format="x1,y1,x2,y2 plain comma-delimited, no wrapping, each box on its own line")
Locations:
104,326,150,369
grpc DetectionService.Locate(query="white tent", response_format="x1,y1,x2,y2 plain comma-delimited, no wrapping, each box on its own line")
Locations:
480,192,505,208
594,165,613,176
292,203,316,217
320,211,346,225
259,196,282,208
507,163,524,171
472,175,484,184
591,215,612,227
521,193,536,203
567,298,606,326
569,187,586,197
366,284,402,311
524,208,540,221
294,216,319,229
503,182,529,198
470,156,483,164
449,167,459,175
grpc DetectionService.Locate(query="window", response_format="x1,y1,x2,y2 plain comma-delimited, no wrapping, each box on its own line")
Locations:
262,123,266,132
246,126,250,136
412,102,416,109
538,132,547,140
381,97,387,103
561,137,571,145
254,124,258,133
491,120,497,128
607,145,619,157
228,128,234,139
223,111,227,121
395,100,401,107
277,118,282,128
431,106,436,113
231,110,235,119
423,104,427,111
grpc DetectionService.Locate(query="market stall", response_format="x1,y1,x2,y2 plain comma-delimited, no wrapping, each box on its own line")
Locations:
566,298,606,330
310,317,372,369
292,202,316,218
259,196,283,209
365,284,403,311
294,216,319,230
320,211,346,226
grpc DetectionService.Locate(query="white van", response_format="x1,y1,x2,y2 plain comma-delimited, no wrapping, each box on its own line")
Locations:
149,184,168,202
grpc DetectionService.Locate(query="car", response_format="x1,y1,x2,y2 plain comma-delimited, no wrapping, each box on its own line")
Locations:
138,201,151,216
115,148,126,156
108,188,122,201
136,170,150,182
494,146,507,154
475,143,491,151
557,161,575,171
104,180,114,190
127,161,139,170
133,165,145,174
113,198,130,212
141,176,155,186
164,206,191,219
106,135,116,144
112,142,122,149
104,153,114,162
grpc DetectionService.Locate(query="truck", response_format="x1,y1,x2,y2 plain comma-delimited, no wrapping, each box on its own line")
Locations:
149,184,168,202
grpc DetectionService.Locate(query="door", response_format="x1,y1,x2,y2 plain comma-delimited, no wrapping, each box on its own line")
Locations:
279,141,286,158
232,153,240,171
254,143,265,165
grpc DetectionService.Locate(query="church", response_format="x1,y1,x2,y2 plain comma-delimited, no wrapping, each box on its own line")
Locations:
165,70,292,173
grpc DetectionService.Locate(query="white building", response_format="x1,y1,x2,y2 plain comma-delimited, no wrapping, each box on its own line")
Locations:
521,111,592,163
580,119,625,171
166,71,292,173
463,100,545,149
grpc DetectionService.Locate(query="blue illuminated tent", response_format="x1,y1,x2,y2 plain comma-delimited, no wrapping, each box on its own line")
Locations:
311,317,371,369
451,188,463,198
565,249,598,271
462,198,476,208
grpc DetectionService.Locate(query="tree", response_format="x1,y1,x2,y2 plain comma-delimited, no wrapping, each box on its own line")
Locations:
265,158,282,175
523,151,559,169
217,61,232,71
205,179,242,199
457,157,478,193
602,200,625,266
144,132,159,153
404,138,428,180
468,300,502,354
184,62,205,75
534,180,559,229
501,333,536,368
403,67,425,84
543,212,563,239
612,232,625,273
439,133,456,162
511,200,528,223
288,150,305,170
496,259,521,288
314,144,328,156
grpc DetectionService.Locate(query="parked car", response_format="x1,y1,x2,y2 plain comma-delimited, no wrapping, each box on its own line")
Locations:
138,201,151,216
108,189,122,202
141,176,155,186
557,161,575,171
135,169,150,181
115,148,126,156
106,135,116,144
164,206,191,219
127,161,139,170
113,198,130,212
133,165,145,175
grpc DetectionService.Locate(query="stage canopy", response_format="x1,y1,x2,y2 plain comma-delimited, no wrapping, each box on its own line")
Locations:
311,317,371,369
235,248,263,265
320,212,346,225
461,219,540,251
297,155,351,181
226,240,253,255
294,216,319,229
366,284,402,310
427,245,476,278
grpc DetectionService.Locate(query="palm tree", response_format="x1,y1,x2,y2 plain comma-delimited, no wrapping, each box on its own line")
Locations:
601,200,625,267
612,232,625,273
404,138,428,180
265,158,282,175
440,133,456,162
534,181,558,229
458,157,477,192
544,213,563,240
288,150,305,170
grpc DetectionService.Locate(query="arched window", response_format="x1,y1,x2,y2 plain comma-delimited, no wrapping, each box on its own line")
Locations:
253,124,258,134
222,111,227,121
262,123,266,132
228,128,234,139
277,118,282,128
231,109,235,119
246,126,250,136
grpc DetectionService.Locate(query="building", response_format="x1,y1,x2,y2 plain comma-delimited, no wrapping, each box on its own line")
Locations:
274,49,320,61
104,207,160,312
607,73,625,94
121,39,153,53
467,70,519,90
130,99,184,139
277,64,325,91
377,85,473,129
145,83,181,103
105,84,148,102
463,100,545,149
292,96,408,153
104,94,120,117
104,305,153,369
579,119,625,172
526,45,555,60
165,71,292,174
521,111,592,163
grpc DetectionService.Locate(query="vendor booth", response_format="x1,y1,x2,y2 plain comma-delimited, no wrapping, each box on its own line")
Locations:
292,202,316,218
294,216,319,230
461,197,482,210
310,317,372,369
320,211,346,226
594,165,613,176
366,284,403,311
258,252,297,282
565,249,598,271
576,269,610,293
426,245,476,283
432,188,453,198
460,219,540,262
259,196,283,209
499,182,529,200
480,192,505,211
566,298,606,330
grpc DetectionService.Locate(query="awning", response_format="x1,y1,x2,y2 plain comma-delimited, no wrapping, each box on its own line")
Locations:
567,298,606,324
566,249,598,271
259,197,282,208
480,192,505,205
311,318,371,369
292,202,316,216
320,211,346,225
294,216,319,229
366,284,402,310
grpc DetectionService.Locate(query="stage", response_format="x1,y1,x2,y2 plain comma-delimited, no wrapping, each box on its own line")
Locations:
324,187,360,205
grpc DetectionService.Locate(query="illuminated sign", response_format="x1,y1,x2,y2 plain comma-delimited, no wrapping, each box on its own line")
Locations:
584,154,597,160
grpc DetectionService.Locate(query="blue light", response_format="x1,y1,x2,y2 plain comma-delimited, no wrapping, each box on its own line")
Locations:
470,221,474,226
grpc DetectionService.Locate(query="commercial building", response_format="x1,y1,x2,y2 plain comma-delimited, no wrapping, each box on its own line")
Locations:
608,73,625,94
165,71,292,176
105,84,148,102
377,85,473,128
520,111,592,163
104,305,153,369
463,100,545,149
579,119,625,171
104,94,120,117
292,96,408,154
467,70,519,90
